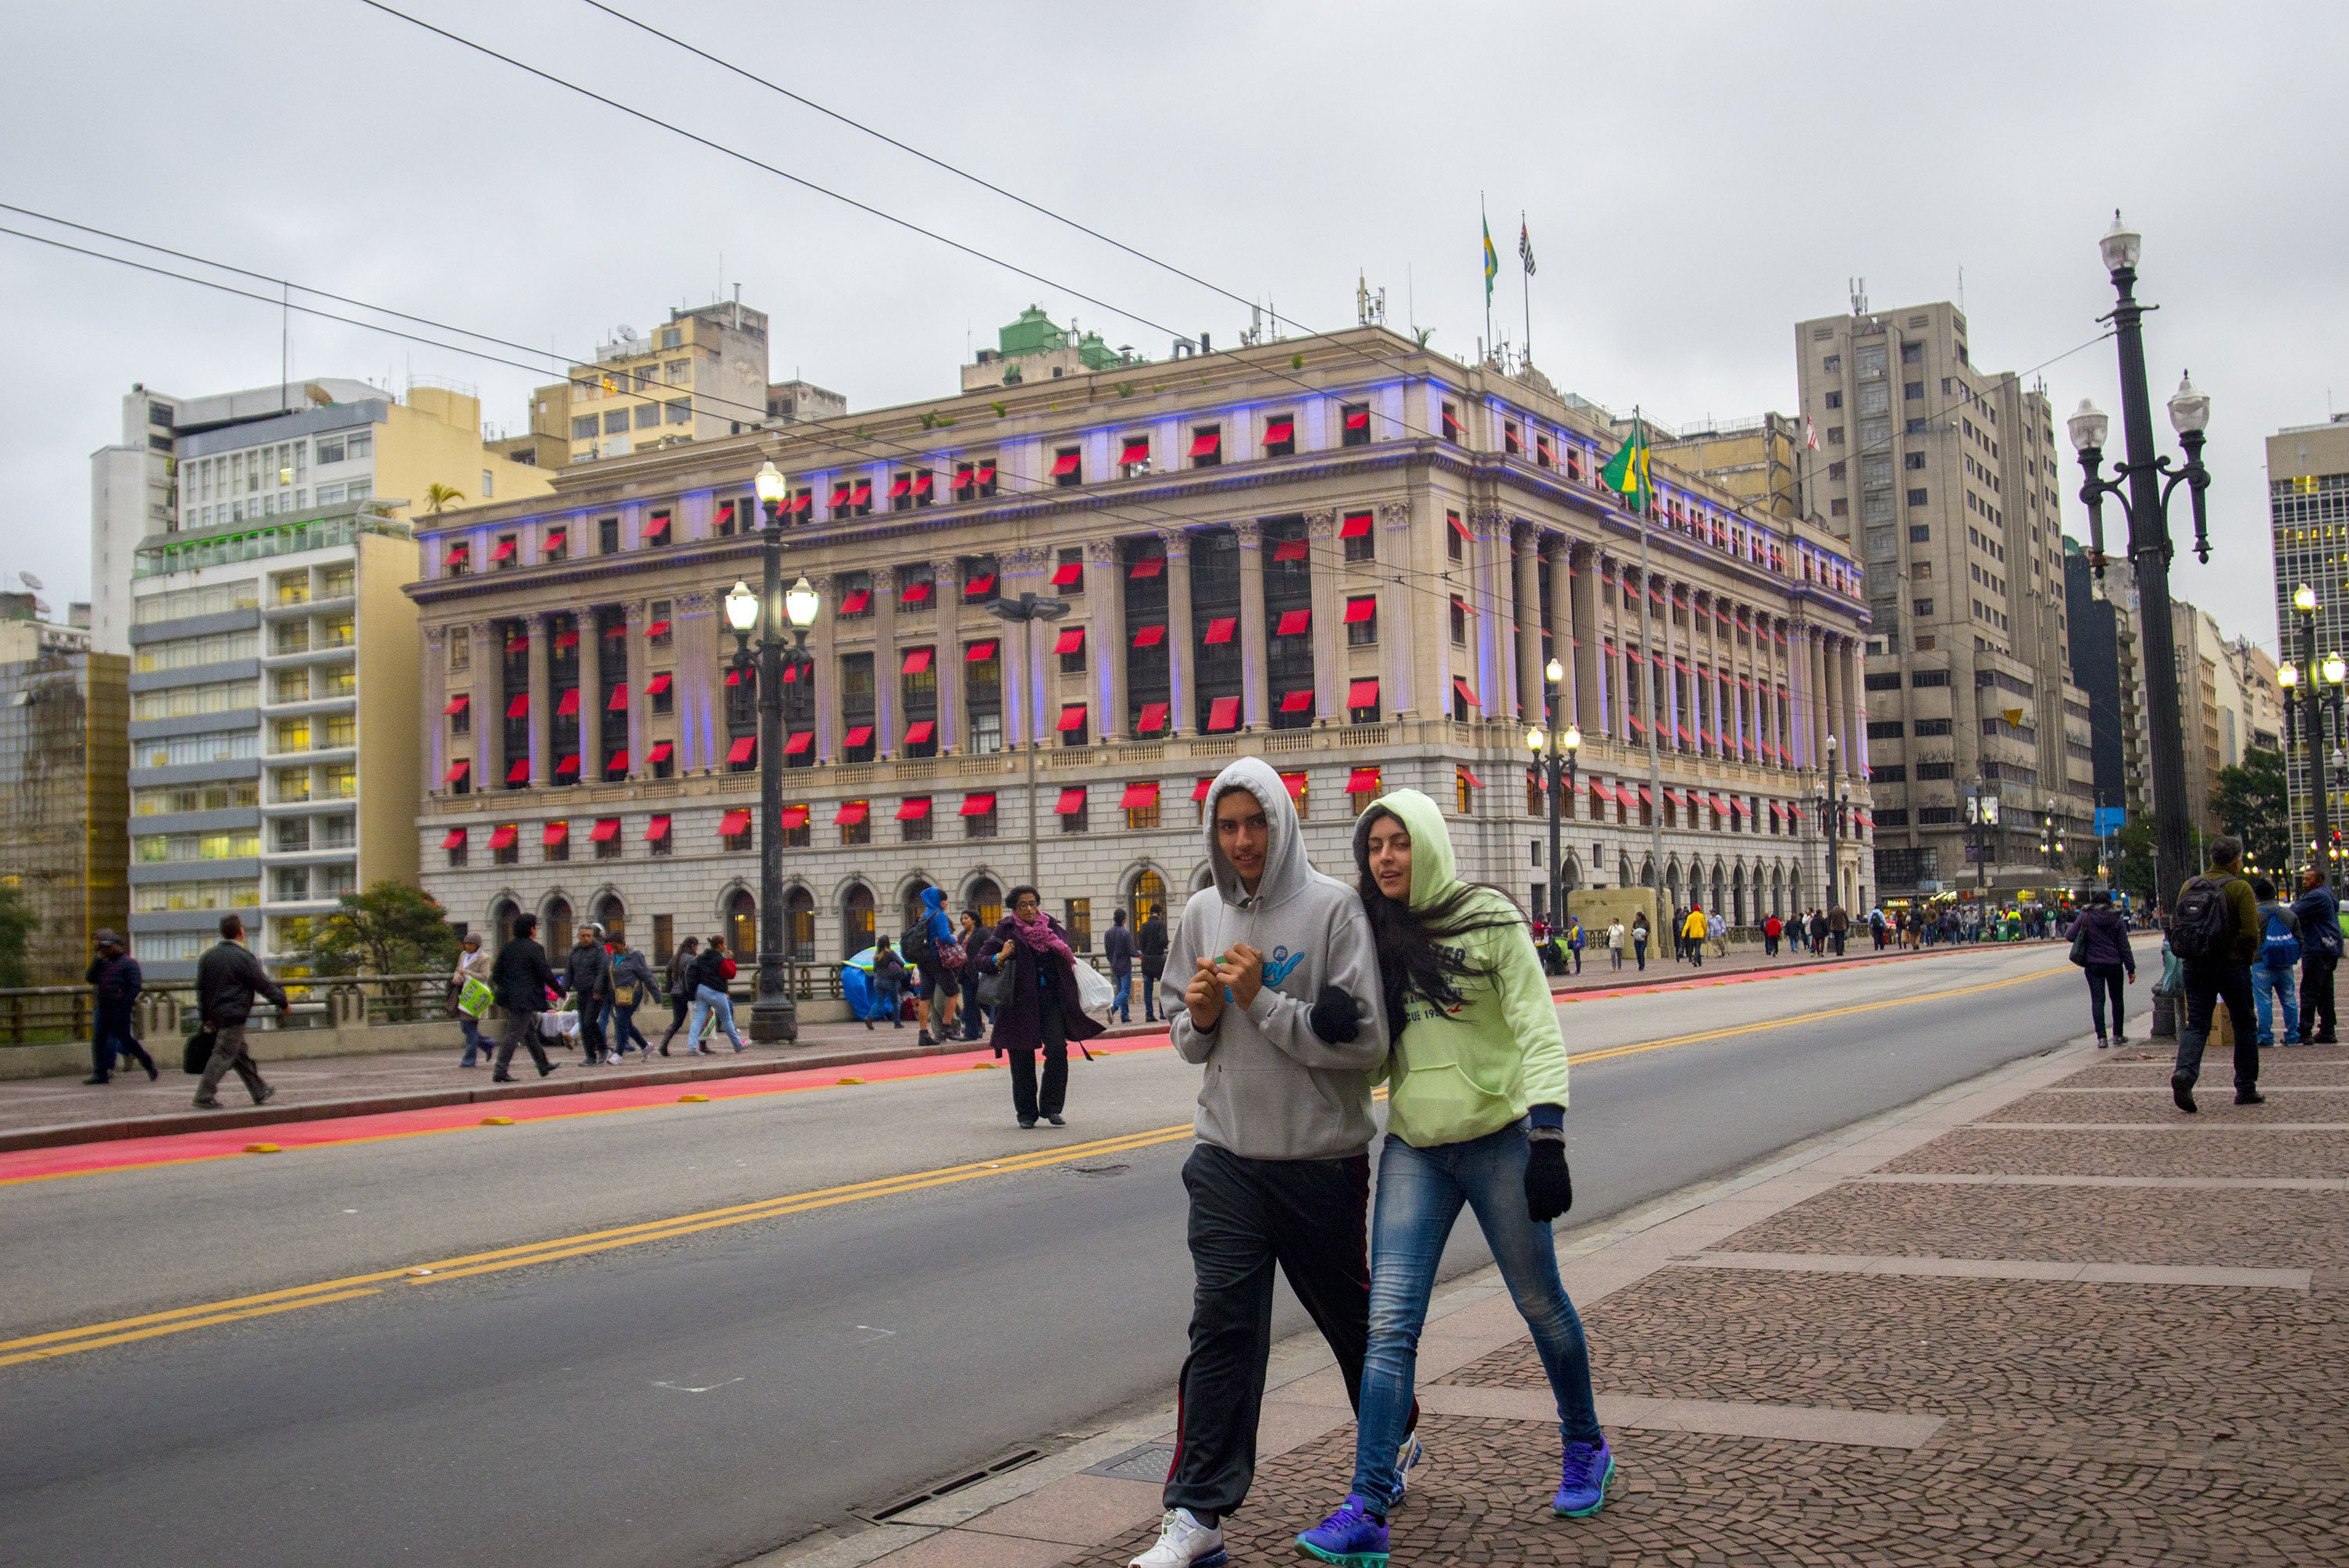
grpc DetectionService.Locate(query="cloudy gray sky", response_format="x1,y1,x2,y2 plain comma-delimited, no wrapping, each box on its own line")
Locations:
7,1,2342,651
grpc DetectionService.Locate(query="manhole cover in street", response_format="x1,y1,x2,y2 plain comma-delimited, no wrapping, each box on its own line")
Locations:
1084,1443,1174,1482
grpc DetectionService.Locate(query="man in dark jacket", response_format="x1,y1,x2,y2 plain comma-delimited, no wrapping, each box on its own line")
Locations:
85,929,156,1084
562,925,613,1064
2172,836,2262,1114
2294,864,2341,1044
490,913,561,1082
1103,908,1137,1024
193,914,287,1108
2074,892,2137,1046
1137,907,1169,1023
1827,904,1849,957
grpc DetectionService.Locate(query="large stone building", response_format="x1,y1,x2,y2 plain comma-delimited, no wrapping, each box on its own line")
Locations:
2269,415,2349,860
407,326,1872,971
0,605,127,985
1796,298,2093,903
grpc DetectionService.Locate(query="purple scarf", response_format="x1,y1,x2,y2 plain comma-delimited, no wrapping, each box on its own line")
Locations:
1010,909,1072,965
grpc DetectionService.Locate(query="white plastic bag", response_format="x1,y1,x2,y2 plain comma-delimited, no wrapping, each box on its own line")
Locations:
1072,960,1114,1017
539,1009,579,1041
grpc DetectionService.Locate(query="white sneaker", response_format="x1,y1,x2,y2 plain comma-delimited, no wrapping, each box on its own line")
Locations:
1129,1507,1227,1567
1395,1431,1428,1495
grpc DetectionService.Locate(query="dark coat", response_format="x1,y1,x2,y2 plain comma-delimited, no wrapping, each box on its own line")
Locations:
196,940,286,1028
490,936,558,1015
609,950,657,1000
2075,905,2136,972
562,941,611,1003
1137,914,1169,974
1103,921,1137,978
87,952,143,1022
983,916,1107,1055
2294,884,2343,959
690,948,733,994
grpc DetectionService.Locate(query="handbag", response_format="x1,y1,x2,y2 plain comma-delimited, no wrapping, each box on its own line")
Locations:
975,959,1015,1010
457,976,494,1018
182,1028,216,1075
613,981,640,1007
2067,925,2091,967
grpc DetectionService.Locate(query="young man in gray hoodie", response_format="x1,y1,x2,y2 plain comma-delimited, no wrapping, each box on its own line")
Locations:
1132,757,1397,1568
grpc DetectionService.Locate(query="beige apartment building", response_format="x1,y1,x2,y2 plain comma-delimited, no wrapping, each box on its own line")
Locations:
1797,298,2093,901
407,326,1873,971
2270,415,2349,859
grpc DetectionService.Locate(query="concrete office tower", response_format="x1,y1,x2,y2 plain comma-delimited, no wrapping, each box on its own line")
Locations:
561,301,779,465
2062,537,2128,821
1642,412,1806,523
2270,415,2349,861
1798,298,2093,905
0,607,127,984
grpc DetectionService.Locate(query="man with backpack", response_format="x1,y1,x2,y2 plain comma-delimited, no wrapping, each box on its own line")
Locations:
904,886,957,1046
1137,906,1169,1023
2294,864,2341,1044
2168,836,2264,1113
2251,879,2302,1047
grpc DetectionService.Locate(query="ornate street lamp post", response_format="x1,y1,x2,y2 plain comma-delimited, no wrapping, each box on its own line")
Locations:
983,590,1070,890
1814,732,1847,911
1525,661,1581,930
2069,211,2212,916
724,460,819,1042
2281,583,2340,870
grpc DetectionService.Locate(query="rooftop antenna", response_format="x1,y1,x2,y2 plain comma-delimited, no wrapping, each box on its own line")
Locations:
1848,276,1868,316
1958,265,1966,313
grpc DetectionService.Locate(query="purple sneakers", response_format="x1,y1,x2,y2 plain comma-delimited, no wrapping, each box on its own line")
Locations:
1552,1438,1615,1516
1296,1495,1388,1566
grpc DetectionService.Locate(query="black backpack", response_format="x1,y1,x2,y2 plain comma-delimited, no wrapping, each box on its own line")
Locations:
901,919,936,968
2168,877,2233,961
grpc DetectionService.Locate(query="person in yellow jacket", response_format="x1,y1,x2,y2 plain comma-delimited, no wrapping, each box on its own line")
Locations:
1294,789,1610,1563
1681,904,1709,968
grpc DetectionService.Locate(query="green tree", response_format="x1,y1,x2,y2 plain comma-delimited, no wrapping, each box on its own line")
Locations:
302,881,459,977
422,482,465,514
2108,819,2160,905
0,882,37,988
2212,747,2289,873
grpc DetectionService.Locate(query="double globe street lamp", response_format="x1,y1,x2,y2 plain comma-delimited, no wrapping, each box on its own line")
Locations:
722,459,820,1042
1524,654,1581,930
2068,211,2213,914
2278,583,2347,872
1815,732,1849,912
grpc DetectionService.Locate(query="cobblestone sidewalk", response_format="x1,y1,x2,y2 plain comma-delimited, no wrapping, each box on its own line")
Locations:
779,1036,2347,1568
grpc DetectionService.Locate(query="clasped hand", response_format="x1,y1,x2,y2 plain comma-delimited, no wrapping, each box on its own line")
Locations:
1184,943,1264,1028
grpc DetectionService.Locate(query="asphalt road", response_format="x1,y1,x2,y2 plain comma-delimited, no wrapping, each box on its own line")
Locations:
0,943,2094,1567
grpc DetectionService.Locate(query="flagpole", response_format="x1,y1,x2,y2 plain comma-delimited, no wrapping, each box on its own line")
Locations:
1520,209,1533,366
1633,406,1665,921
1481,191,1492,364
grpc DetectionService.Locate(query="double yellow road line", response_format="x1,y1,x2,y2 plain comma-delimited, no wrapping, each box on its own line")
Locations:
3,960,2059,1371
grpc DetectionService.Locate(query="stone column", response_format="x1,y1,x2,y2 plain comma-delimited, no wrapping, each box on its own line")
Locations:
1085,540,1124,741
473,622,503,796
1514,527,1544,724
808,578,838,761
874,568,898,758
625,600,648,779
1164,529,1195,735
1808,626,1830,768
423,624,450,799
1823,632,1846,771
1304,512,1339,722
1378,502,1413,718
1546,539,1577,730
933,560,961,752
1235,520,1269,731
1569,543,1600,735
576,605,602,776
1660,579,1681,754
528,611,553,786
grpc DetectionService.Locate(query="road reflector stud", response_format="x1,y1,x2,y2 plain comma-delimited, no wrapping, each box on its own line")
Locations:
837,1076,864,1085
410,1267,434,1277
244,1142,281,1154
972,1062,1000,1070
679,1093,711,1103
481,1116,515,1126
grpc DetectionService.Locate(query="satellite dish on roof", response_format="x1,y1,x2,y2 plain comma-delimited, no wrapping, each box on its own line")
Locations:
18,571,42,592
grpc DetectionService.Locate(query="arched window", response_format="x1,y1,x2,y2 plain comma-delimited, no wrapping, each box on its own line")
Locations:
491,898,520,953
966,877,1001,929
901,879,934,935
593,893,626,946
1129,869,1166,925
544,896,574,957
1732,865,1748,925
785,887,815,963
842,882,875,957
1712,864,1727,917
727,888,757,960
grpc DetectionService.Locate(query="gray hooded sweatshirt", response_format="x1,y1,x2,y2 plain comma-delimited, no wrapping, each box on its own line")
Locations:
1160,756,1388,1160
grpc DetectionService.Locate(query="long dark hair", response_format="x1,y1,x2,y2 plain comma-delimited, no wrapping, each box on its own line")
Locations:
1354,807,1521,1026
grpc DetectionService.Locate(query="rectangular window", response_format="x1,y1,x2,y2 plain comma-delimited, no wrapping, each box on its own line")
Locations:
1440,401,1462,442
1189,426,1221,468
1909,524,1932,543
1340,402,1371,447
839,800,871,846
1825,390,1843,410
1263,414,1296,458
1341,510,1374,563
1867,720,1905,739
1064,900,1093,955
1446,510,1465,563
598,516,620,554
1912,597,1934,615
1914,718,1953,736
1050,446,1082,487
1907,488,1928,506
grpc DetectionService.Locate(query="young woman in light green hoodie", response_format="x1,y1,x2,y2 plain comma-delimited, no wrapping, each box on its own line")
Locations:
1296,789,1610,1565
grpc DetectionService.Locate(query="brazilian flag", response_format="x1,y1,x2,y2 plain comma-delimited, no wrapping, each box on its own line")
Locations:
1600,420,1651,515
1482,216,1499,303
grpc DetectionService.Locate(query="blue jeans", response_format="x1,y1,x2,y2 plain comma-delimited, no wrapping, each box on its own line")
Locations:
611,1000,651,1054
1111,971,1132,1023
2254,962,2301,1046
458,1012,488,1066
1350,1124,1602,1513
686,984,743,1049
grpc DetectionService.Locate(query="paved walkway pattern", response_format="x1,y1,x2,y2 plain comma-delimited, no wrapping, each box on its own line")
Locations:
778,1035,2347,1568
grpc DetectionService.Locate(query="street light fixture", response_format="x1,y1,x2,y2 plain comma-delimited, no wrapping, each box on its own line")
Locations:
1815,732,1848,911
2070,211,2214,911
2283,584,2342,875
983,590,1071,889
724,461,819,1042
1526,697,1581,932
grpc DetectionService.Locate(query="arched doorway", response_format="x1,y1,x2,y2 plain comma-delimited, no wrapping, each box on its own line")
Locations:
900,878,933,935
491,897,519,953
592,893,626,946
841,882,875,956
1712,864,1726,918
544,896,574,957
785,886,815,963
726,888,757,959
1128,869,1166,925
966,876,1002,929
1732,864,1747,925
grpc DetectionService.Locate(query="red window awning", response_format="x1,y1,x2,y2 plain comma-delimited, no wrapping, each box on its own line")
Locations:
1262,418,1294,447
1279,689,1314,713
1056,786,1089,815
1787,804,1805,821
951,468,975,491
1118,439,1150,465
912,475,932,497
1706,793,1731,814
1207,696,1241,732
646,814,672,840
839,588,872,615
440,827,468,849
647,741,674,764
1281,773,1308,801
842,725,873,748
644,514,671,541
646,618,672,640
1051,560,1083,586
442,761,469,784
777,806,808,830
1119,782,1159,810
445,542,469,564
888,477,911,498
975,462,996,484
542,821,569,846
1729,798,1746,818
645,673,672,696
444,693,469,716
1339,512,1371,538
555,754,581,777
506,694,529,718
1676,725,1692,744
1053,628,1085,655
1344,597,1376,624
1049,451,1082,477
490,538,518,562
720,808,752,835
785,731,814,756
959,792,996,817
834,801,868,825
1344,408,1370,431
829,484,852,509
1451,676,1478,707
589,818,619,843
1132,624,1166,648
1274,609,1310,636
1136,701,1168,732
1449,514,1473,542
904,720,936,746
964,573,996,597
1192,778,1214,802
1347,767,1381,793
1638,786,1656,807
1272,538,1308,562
544,527,568,551
487,825,518,849
1460,766,1485,788
902,647,934,674
901,579,934,605
554,629,580,650
850,481,872,505
556,689,580,717
1057,703,1088,732
1203,618,1236,645
506,760,530,785
727,736,756,764
1588,779,1609,806
964,640,998,662
606,750,629,772
1188,431,1221,458
1128,555,1164,580
607,685,629,711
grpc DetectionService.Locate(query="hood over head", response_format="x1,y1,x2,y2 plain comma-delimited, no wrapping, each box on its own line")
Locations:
1203,756,1310,907
921,886,946,914
1351,788,1461,912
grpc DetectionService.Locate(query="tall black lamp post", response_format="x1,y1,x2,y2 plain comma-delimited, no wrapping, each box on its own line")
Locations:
1815,732,1848,910
2279,583,2341,871
982,590,1070,890
2069,211,2212,917
1524,657,1581,928
724,459,819,1043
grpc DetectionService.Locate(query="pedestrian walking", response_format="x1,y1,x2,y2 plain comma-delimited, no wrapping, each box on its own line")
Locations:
2251,878,2303,1048
488,914,561,1082
685,935,746,1053
1808,907,1829,957
1131,757,1390,1568
1104,907,1138,1024
190,914,286,1108
562,924,613,1064
2070,891,2137,1046
957,910,989,1040
1869,907,1887,950
904,886,956,1047
1138,903,1169,1024
84,929,156,1084
1294,789,1608,1563
1631,911,1649,971
2294,864,2341,1044
451,932,493,1067
1827,903,1849,957
1680,904,1708,968
984,885,1103,1128
606,935,656,1057
1762,911,1783,957
2168,836,2262,1113
869,935,908,1030
1605,917,1624,970
658,936,700,1054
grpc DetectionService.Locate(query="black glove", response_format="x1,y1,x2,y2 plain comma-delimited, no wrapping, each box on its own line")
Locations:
1308,985,1363,1044
1524,1136,1573,1222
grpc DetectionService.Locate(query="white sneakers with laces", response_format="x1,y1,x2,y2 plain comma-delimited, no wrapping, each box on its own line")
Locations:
1129,1506,1227,1567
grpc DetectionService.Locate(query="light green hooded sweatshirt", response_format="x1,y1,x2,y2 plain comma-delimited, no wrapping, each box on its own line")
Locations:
1353,789,1570,1149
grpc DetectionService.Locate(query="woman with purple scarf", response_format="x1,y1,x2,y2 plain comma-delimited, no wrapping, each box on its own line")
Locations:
985,884,1105,1128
